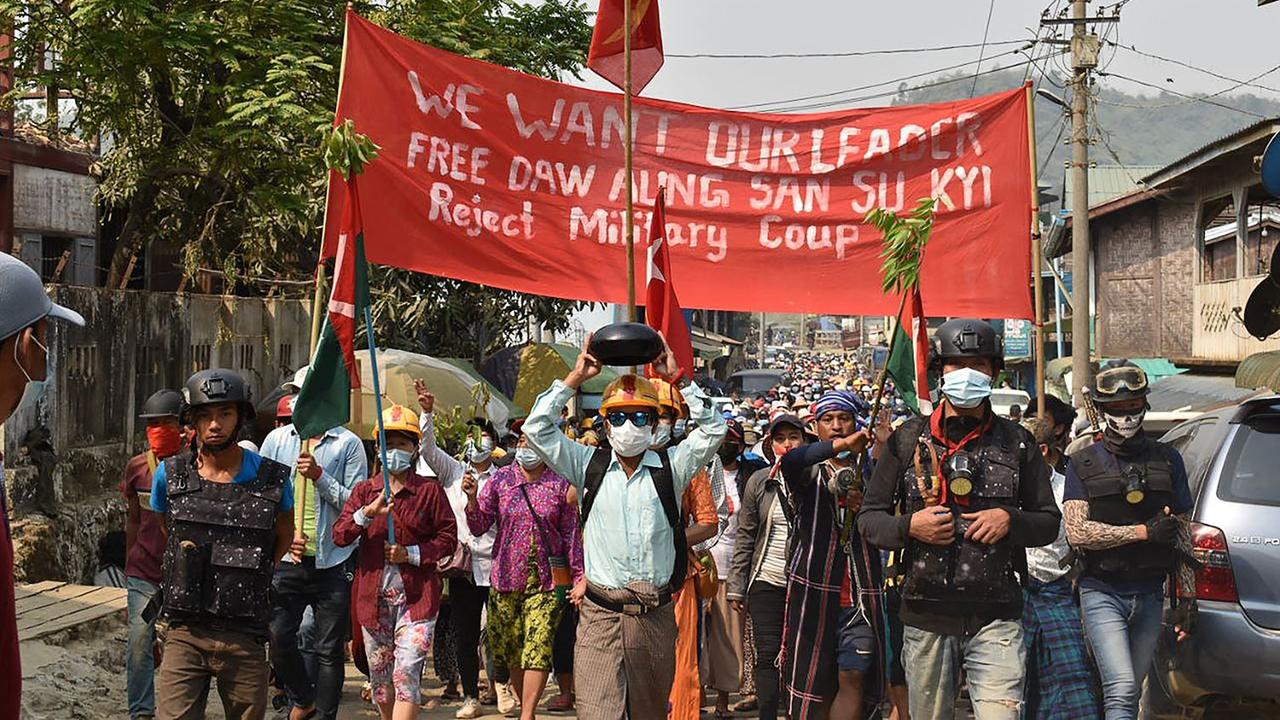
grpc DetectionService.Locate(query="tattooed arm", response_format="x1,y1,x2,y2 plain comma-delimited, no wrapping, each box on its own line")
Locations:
1175,513,1196,595
1062,499,1147,550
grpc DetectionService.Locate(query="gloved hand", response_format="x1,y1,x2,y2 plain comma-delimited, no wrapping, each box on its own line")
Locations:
1169,599,1197,641
1144,514,1180,545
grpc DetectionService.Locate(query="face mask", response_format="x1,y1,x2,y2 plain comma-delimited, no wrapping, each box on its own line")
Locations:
468,437,494,464
651,422,672,449
13,333,48,412
515,447,542,469
1104,410,1145,438
717,444,740,464
147,425,184,458
386,448,414,474
673,418,687,438
610,420,654,458
941,367,993,409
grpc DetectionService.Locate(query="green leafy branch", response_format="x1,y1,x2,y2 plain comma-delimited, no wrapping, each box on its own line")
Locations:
323,119,381,179
866,197,936,295
430,383,495,456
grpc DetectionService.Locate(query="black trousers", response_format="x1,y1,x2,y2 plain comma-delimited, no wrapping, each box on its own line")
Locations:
552,606,578,675
450,577,490,698
747,582,787,720
269,558,351,720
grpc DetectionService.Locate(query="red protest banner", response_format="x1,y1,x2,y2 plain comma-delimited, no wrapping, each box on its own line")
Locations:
324,10,1034,319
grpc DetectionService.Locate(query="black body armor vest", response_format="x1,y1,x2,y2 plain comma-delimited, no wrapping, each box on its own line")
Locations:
896,415,1024,605
160,452,289,634
1069,440,1176,582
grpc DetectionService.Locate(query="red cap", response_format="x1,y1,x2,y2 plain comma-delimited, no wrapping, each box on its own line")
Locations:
276,395,295,418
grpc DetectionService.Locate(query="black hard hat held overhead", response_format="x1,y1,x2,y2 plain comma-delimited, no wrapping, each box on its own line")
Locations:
138,389,183,419
181,369,256,421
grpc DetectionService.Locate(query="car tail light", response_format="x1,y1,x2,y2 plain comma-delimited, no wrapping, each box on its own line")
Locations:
1177,522,1238,603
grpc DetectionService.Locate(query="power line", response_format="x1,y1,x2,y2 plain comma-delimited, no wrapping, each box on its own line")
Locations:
971,0,999,97
1112,43,1280,95
732,44,1034,112
1097,71,1270,118
666,39,1026,60
757,56,1042,113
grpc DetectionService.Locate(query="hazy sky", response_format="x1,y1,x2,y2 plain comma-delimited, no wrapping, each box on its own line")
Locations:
563,0,1280,112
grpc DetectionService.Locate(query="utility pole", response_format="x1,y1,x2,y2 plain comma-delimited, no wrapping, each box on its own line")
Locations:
1068,0,1098,408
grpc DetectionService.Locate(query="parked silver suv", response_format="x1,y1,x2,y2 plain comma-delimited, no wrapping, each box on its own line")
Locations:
1141,397,1280,719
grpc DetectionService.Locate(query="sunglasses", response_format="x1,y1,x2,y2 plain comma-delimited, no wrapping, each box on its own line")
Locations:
605,411,655,428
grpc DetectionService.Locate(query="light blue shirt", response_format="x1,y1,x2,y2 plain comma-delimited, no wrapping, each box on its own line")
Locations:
260,423,368,569
524,379,726,590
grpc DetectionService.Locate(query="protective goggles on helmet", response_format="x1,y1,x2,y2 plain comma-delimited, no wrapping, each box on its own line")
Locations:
606,410,656,428
1094,366,1148,398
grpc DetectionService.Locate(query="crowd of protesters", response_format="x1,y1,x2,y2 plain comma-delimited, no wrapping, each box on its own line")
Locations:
0,256,1199,720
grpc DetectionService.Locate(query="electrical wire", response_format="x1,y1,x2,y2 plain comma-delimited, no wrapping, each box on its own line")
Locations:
971,0,999,97
1097,71,1270,118
1112,43,1280,95
666,39,1026,60
757,56,1044,113
1037,115,1069,182
734,45,1035,112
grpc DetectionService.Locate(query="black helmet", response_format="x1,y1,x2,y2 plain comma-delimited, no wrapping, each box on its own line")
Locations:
138,389,183,419
933,318,1002,360
1090,360,1149,404
181,369,256,421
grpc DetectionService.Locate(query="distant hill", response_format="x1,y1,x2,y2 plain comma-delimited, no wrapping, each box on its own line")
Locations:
893,65,1280,204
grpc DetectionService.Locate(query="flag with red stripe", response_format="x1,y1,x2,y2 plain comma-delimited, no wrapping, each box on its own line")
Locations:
644,188,695,380
294,176,370,438
887,290,933,414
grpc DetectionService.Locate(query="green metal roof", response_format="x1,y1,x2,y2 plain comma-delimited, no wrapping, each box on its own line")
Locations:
1062,165,1161,209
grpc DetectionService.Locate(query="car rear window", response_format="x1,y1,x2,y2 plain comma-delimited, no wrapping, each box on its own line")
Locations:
1218,414,1280,507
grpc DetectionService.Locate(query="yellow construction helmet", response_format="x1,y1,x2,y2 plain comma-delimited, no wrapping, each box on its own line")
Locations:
599,374,662,415
648,377,685,418
374,403,421,440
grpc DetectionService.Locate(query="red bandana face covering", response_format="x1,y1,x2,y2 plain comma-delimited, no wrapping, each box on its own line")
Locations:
147,425,184,459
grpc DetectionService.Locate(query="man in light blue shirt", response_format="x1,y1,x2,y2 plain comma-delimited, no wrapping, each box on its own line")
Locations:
524,336,725,720
259,370,368,720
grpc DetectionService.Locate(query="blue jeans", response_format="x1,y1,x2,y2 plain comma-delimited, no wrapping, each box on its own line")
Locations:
1079,588,1164,720
126,577,159,718
902,618,1026,720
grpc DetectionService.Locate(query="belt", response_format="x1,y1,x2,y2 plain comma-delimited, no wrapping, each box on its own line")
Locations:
586,587,674,616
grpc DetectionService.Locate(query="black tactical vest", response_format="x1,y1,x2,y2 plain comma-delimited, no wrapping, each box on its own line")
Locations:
160,452,289,634
895,415,1024,605
1069,440,1176,582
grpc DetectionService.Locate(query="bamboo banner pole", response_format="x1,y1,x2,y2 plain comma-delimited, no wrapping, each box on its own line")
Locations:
1026,83,1046,416
623,0,636,322
311,5,355,356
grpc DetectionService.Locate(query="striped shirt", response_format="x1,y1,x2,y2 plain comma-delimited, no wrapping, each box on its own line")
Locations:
756,496,791,588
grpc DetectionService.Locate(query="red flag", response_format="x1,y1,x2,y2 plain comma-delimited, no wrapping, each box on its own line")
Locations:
887,289,932,415
587,0,664,94
645,188,695,380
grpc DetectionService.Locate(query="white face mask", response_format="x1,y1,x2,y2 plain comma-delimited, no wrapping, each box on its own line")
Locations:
651,421,673,449
610,420,654,458
515,447,542,469
1104,410,1146,438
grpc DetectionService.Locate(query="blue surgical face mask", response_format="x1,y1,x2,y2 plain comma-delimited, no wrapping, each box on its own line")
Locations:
673,418,687,438
941,367,993,409
515,447,542,469
385,448,414,474
13,333,48,413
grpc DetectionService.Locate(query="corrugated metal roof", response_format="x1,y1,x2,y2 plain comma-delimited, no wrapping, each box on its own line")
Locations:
1140,118,1280,186
1148,373,1261,413
1062,165,1161,208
